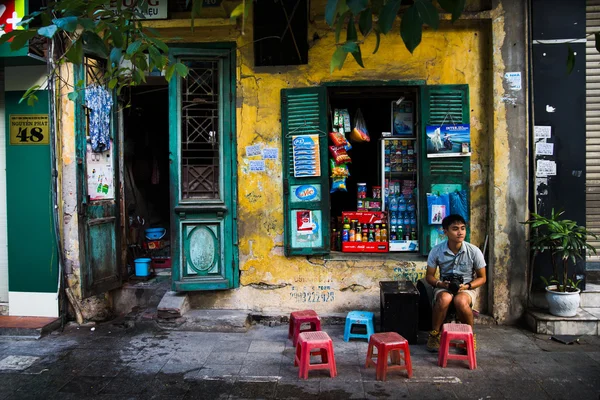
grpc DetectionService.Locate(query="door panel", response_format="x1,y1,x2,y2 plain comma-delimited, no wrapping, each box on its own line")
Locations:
170,45,238,291
77,57,122,298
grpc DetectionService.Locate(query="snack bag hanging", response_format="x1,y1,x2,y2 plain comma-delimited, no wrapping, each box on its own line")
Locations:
330,159,350,178
349,108,370,143
449,190,469,222
330,177,348,193
329,145,352,165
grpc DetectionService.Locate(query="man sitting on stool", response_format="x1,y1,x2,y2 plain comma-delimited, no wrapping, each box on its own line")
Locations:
425,214,486,352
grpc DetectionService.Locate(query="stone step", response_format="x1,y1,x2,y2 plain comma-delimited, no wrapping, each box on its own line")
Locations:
158,309,251,332
0,316,61,339
525,308,600,335
581,283,600,308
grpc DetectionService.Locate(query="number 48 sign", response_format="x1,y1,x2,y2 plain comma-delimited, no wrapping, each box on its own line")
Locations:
9,114,49,145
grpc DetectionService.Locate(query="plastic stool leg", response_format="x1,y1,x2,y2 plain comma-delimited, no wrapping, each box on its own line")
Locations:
403,343,413,378
299,343,310,379
438,331,449,368
467,334,477,369
328,341,337,377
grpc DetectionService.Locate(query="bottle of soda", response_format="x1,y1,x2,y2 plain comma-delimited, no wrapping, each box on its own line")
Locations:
398,194,406,212
374,224,381,242
390,195,398,212
362,224,368,242
355,223,362,242
410,227,417,241
368,224,375,242
391,212,397,226
397,225,403,241
342,218,350,242
390,225,397,241
331,229,338,250
381,223,388,242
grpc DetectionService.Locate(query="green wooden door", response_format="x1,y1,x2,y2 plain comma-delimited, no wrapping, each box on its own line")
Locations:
418,84,470,255
76,58,122,297
169,45,238,291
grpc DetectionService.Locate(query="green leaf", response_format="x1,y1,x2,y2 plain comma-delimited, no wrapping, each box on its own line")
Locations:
20,85,41,104
78,18,95,30
378,0,401,34
109,24,124,48
373,28,381,54
148,46,162,69
27,94,38,107
166,64,176,82
335,11,350,43
0,31,20,46
127,40,143,56
190,0,204,31
330,46,349,73
400,5,423,53
351,44,364,68
438,0,465,23
65,40,83,64
567,45,575,74
148,37,169,53
347,18,358,42
38,24,58,38
325,0,339,26
82,31,108,58
67,91,78,101
108,78,118,90
10,30,37,51
347,0,367,15
359,9,372,37
110,47,122,66
52,16,78,32
415,0,439,30
174,62,189,78
341,41,359,53
230,3,244,20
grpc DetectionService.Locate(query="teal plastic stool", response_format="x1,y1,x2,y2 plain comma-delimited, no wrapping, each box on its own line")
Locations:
344,311,375,342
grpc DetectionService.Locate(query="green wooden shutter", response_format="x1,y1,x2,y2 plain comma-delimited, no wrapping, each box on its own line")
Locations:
281,87,330,256
419,85,470,255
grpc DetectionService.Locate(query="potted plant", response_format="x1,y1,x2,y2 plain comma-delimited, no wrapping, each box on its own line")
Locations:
523,209,598,317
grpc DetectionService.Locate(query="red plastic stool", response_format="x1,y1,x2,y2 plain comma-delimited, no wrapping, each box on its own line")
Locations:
294,331,337,379
289,310,321,346
365,332,412,380
437,323,477,369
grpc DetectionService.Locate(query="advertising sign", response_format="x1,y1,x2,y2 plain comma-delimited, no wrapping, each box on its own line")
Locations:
109,0,168,19
0,0,25,38
425,124,471,157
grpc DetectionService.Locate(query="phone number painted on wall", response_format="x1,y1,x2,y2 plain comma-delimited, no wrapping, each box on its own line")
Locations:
9,114,49,145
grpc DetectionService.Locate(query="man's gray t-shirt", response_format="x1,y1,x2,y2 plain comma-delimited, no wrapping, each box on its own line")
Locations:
427,241,486,284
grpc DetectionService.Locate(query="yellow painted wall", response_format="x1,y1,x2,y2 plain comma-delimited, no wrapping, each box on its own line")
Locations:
152,13,492,313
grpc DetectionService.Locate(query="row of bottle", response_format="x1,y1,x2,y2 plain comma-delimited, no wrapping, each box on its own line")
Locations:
340,218,388,243
390,225,418,241
390,211,416,227
387,193,416,213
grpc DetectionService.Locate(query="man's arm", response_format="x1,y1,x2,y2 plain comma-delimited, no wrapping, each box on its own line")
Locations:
460,267,486,291
426,265,448,289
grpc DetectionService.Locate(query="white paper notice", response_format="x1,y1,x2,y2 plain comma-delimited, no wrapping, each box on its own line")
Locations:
534,126,551,139
536,142,554,156
505,72,522,91
249,160,265,172
537,160,557,177
246,145,261,157
263,148,278,159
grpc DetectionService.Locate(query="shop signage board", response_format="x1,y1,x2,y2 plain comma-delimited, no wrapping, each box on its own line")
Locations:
9,114,49,145
425,124,471,157
109,0,168,19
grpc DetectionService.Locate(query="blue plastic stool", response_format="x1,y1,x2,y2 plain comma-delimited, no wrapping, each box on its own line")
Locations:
344,311,375,342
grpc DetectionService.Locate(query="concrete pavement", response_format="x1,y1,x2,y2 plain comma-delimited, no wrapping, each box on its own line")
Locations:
0,317,599,399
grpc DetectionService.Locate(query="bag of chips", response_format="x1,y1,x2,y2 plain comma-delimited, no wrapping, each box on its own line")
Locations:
330,159,350,178
330,177,348,193
348,108,370,143
329,145,352,165
329,131,347,147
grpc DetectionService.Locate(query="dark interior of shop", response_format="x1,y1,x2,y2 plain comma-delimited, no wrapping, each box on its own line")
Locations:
327,87,418,223
123,84,170,268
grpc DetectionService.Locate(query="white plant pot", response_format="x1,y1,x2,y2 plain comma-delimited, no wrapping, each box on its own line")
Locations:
545,285,581,317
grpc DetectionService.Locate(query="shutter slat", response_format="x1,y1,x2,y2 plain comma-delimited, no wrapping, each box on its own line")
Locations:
587,1,600,255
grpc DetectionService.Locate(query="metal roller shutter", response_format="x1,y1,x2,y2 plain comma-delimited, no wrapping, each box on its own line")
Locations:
587,0,600,260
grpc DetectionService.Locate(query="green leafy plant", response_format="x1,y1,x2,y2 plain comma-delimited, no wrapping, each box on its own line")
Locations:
522,209,598,293
0,0,189,105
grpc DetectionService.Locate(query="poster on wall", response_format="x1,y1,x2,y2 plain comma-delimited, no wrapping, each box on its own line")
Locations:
86,142,114,200
425,124,471,157
291,209,322,248
292,134,321,178
391,100,414,136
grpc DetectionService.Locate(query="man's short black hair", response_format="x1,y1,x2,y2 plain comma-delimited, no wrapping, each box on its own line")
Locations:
442,214,467,230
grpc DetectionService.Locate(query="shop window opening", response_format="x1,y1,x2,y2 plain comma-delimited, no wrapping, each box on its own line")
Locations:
328,86,420,254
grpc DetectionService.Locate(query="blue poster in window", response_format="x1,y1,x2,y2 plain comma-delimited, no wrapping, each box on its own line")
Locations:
425,124,471,157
